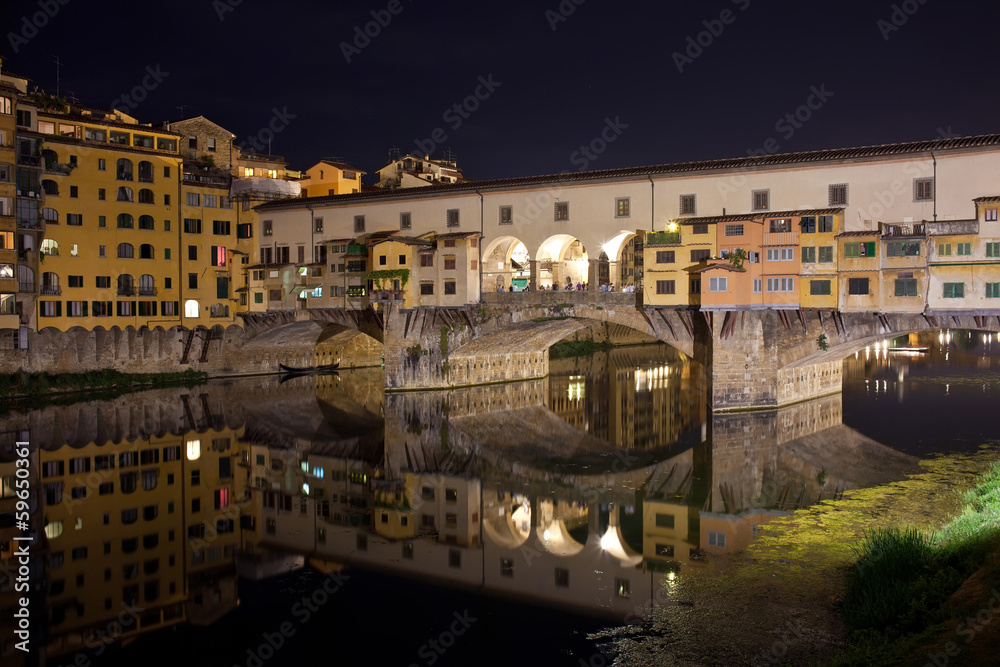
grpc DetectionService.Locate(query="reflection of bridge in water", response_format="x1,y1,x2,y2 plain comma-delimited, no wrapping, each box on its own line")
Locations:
0,367,921,657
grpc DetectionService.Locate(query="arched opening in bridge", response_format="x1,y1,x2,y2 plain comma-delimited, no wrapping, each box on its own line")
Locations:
599,231,643,291
482,236,531,292
482,491,532,549
536,234,588,290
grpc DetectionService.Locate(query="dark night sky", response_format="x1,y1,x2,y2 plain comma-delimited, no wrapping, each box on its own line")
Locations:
3,0,999,182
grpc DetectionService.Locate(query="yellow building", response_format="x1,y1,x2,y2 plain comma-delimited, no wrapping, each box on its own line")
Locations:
0,74,23,332
300,160,365,197
178,176,244,327
30,107,184,331
799,213,841,309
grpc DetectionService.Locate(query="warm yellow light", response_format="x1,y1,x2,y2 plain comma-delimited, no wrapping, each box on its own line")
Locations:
667,222,678,232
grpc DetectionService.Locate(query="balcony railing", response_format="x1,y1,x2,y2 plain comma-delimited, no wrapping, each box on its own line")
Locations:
762,230,800,246
18,282,34,293
17,218,42,230
138,288,157,296
118,287,135,296
17,155,40,167
40,285,61,296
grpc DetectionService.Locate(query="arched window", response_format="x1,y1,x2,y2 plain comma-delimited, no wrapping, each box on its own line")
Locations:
42,208,59,222
117,243,134,259
138,189,154,204
40,239,59,256
139,244,154,259
117,213,134,229
117,158,133,180
186,439,201,460
42,179,59,195
118,274,134,295
139,274,155,295
138,215,154,230
184,299,200,319
41,149,59,167
138,161,153,183
41,272,59,295
117,186,134,202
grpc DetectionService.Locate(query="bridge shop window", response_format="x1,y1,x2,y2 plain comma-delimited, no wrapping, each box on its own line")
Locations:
444,281,456,295
986,283,1000,299
692,224,708,235
724,224,743,237
843,242,875,258
819,216,834,232
419,254,433,268
801,247,816,264
708,277,727,292
818,246,833,263
444,255,457,270
800,217,816,233
886,241,921,257
419,282,434,295
656,251,675,264
894,277,918,297
809,280,831,296
847,278,869,295
690,249,710,262
768,218,790,233
942,282,965,299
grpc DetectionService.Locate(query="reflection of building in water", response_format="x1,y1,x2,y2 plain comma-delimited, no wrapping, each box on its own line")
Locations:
549,345,705,451
15,426,247,659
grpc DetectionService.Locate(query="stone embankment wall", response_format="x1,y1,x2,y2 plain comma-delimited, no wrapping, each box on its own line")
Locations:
0,322,383,377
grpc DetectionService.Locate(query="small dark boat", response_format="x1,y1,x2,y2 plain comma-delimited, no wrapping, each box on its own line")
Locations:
279,362,340,374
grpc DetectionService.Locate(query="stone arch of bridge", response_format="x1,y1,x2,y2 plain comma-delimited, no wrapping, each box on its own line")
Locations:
240,319,384,372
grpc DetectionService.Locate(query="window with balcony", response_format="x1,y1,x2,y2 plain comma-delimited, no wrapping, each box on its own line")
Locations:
117,159,133,180
117,187,134,202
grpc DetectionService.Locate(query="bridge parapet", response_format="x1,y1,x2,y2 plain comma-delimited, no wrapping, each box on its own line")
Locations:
482,291,641,307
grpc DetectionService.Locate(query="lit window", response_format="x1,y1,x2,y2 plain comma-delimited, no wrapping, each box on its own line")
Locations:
186,439,201,461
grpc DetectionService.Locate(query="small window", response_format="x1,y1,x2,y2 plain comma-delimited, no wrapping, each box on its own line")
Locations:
914,178,934,201
615,198,630,217
400,212,411,229
724,224,743,237
957,243,971,256
708,276,727,292
419,282,434,295
679,194,696,215
555,568,569,587
752,189,770,211
446,209,460,227
692,224,708,235
354,215,365,233
848,277,869,295
554,202,569,221
894,278,918,297
499,206,513,225
655,280,675,295
829,184,848,206
655,250,675,264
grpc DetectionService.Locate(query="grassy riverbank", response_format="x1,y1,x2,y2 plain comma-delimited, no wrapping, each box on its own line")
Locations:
548,340,614,358
833,460,1000,665
0,369,208,400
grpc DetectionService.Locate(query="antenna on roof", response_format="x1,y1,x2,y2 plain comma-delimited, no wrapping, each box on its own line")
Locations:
442,148,458,163
52,55,61,97
177,105,187,118
67,91,79,105
388,146,401,162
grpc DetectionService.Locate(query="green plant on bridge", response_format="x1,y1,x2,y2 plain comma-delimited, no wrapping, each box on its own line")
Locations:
817,333,829,351
366,269,410,291
729,248,748,270
439,326,449,356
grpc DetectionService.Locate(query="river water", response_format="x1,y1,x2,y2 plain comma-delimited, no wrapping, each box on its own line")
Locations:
5,330,999,666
